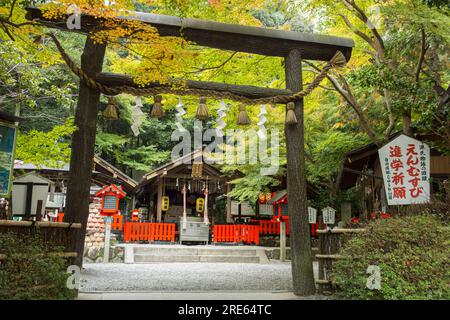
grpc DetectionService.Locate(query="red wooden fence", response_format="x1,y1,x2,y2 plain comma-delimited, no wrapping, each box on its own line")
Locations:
258,220,291,235
213,225,260,245
259,220,319,237
111,215,123,231
123,222,175,242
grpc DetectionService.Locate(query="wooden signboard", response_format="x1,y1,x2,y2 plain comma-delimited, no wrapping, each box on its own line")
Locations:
0,121,17,197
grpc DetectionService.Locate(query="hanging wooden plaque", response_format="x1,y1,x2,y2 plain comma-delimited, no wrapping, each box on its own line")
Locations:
191,163,203,178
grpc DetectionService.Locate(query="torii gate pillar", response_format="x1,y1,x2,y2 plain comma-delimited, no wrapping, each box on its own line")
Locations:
64,37,106,267
285,49,315,295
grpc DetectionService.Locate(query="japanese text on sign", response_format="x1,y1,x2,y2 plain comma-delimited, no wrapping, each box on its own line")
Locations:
378,135,430,205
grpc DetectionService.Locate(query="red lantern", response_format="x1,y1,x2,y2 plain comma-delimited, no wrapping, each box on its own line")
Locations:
95,184,126,216
258,193,266,204
265,192,272,203
131,208,139,221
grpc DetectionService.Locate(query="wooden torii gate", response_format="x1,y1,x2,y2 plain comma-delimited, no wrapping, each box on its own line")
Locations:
26,8,354,295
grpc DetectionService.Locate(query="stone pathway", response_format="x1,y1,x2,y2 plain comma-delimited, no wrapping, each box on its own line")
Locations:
80,261,307,292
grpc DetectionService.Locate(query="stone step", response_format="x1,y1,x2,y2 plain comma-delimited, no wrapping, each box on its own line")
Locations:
134,254,200,263
134,247,199,255
134,254,260,263
197,248,257,256
199,255,260,263
133,247,258,257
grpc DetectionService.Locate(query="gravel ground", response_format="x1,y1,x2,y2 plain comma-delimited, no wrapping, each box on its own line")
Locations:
80,262,315,292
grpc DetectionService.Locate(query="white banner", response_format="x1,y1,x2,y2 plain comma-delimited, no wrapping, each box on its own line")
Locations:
322,207,336,225
308,207,317,224
378,134,430,205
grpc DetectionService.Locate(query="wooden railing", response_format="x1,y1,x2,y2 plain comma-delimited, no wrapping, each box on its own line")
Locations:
316,228,366,293
123,222,176,243
259,220,320,237
213,225,260,245
258,220,282,235
111,215,123,231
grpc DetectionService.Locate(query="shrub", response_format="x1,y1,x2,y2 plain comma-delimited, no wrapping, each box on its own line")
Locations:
0,232,77,300
331,215,450,300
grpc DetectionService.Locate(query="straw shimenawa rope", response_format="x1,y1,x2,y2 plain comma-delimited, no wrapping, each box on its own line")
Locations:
48,33,347,105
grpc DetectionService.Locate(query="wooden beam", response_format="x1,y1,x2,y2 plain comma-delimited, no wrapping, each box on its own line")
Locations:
315,254,344,260
95,73,292,99
317,228,366,234
0,220,81,228
26,8,354,61
285,49,315,296
64,37,106,268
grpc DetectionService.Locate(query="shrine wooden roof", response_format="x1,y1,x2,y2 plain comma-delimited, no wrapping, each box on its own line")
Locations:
26,7,354,61
336,132,449,190
135,150,240,192
13,155,137,193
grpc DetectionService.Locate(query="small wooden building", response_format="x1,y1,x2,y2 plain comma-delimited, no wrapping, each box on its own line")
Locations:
13,155,137,216
133,150,239,224
336,133,450,217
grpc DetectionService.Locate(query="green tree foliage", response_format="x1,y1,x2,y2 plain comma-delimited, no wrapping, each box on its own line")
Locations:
15,118,76,168
0,232,77,300
1,0,448,200
331,215,450,300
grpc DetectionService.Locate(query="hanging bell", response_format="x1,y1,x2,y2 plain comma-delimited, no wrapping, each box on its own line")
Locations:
237,104,250,125
150,95,164,118
196,97,209,120
103,97,118,121
286,102,298,125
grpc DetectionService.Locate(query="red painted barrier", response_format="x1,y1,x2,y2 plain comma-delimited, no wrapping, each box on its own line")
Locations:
123,222,176,242
259,220,279,235
111,215,123,231
213,225,260,245
310,223,319,237
259,220,319,237
258,220,291,235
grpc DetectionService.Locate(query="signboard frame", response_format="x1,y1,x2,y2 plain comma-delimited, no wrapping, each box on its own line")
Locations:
0,120,17,198
378,134,430,206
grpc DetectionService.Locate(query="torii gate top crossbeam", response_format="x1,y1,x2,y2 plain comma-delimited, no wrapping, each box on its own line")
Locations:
26,7,354,61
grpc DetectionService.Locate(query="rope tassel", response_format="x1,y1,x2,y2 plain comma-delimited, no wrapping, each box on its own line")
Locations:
237,104,250,125
103,97,118,120
151,95,164,118
330,51,347,69
196,97,209,120
286,102,297,125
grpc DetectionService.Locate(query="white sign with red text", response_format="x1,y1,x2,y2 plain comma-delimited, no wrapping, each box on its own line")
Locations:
378,134,430,206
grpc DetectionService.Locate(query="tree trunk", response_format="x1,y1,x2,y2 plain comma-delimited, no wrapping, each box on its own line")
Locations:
285,49,316,296
402,110,413,136
64,37,106,267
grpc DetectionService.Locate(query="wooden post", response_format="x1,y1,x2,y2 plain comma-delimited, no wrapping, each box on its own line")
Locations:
226,184,233,223
156,178,163,222
285,49,315,295
35,200,43,222
341,202,352,224
280,221,286,262
203,188,209,225
103,216,111,263
182,184,187,229
64,37,106,267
